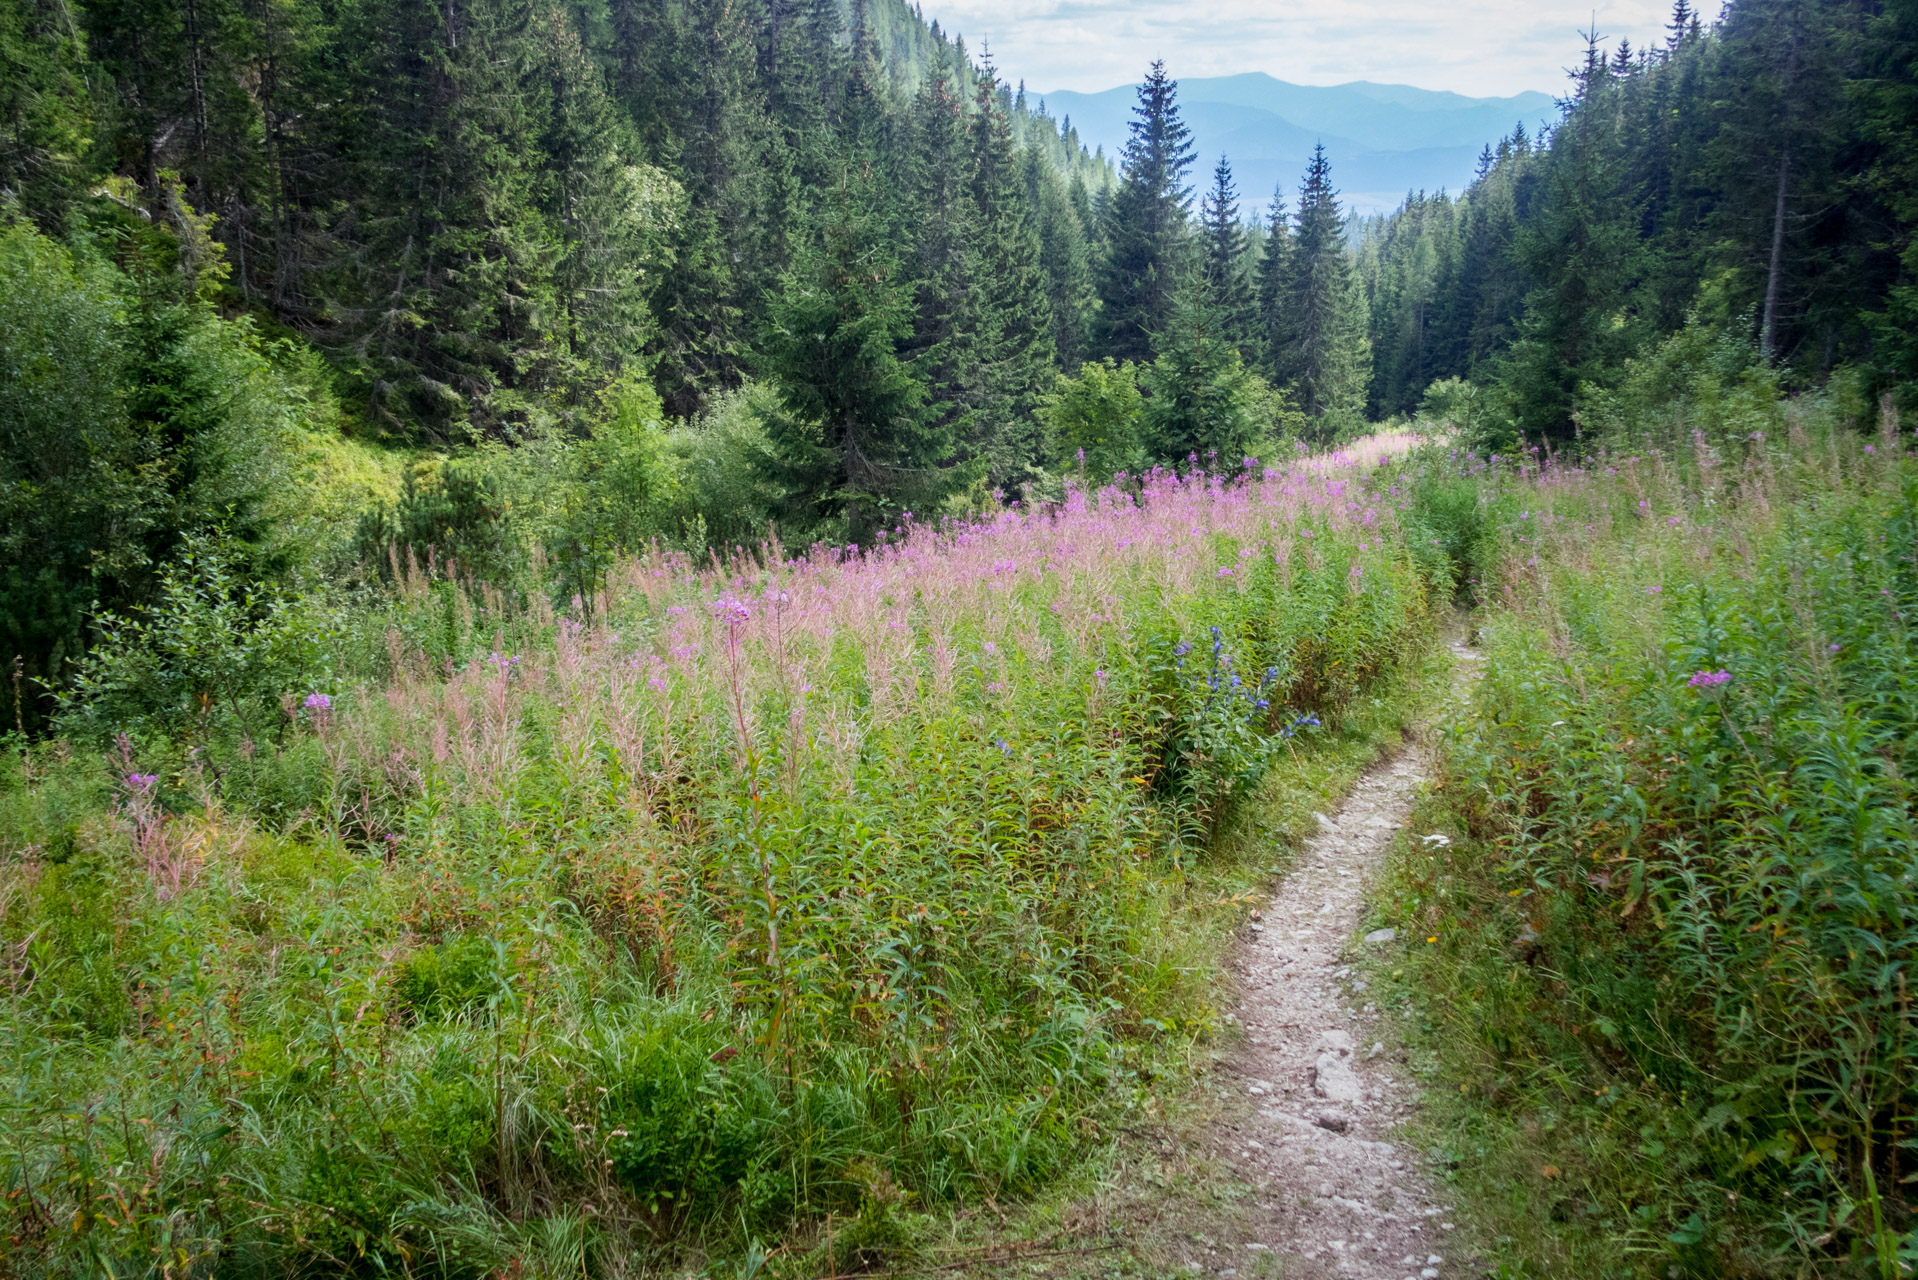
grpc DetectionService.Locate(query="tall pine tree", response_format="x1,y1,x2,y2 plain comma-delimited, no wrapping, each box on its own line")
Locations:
1275,145,1369,438
1094,60,1194,363
965,60,1056,489
1199,154,1256,360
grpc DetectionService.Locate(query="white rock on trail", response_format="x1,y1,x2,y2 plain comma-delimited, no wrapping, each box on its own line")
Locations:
1312,1051,1364,1102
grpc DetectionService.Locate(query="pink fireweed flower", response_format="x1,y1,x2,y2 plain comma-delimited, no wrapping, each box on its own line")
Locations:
1687,669,1732,688
126,773,158,790
303,692,332,712
712,595,751,627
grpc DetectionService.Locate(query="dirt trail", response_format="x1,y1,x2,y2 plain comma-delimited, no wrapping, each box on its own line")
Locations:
1208,635,1482,1280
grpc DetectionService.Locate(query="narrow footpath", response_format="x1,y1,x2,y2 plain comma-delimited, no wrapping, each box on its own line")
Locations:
1209,636,1483,1280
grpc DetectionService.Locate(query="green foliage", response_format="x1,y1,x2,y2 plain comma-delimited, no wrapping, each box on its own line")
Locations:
55,532,330,742
547,372,679,605
0,0,94,226
0,219,308,729
396,934,504,1021
1399,449,1509,600
357,462,517,586
1379,415,1918,1275
1577,312,1785,448
665,382,787,553
0,222,135,723
1418,376,1494,442
1044,358,1145,481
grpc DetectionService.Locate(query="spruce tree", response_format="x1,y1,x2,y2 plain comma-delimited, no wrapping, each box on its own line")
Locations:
1093,60,1195,363
1863,0,1918,389
1025,149,1096,372
1501,35,1642,436
1255,181,1292,381
1199,154,1256,359
1276,145,1369,438
899,49,982,462
1709,0,1860,365
761,156,958,543
0,0,98,230
539,9,661,389
319,0,575,436
1142,274,1262,467
965,61,1057,488
642,0,772,416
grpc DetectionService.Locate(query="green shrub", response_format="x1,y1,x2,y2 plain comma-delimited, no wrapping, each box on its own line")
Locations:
1043,358,1146,481
356,461,518,586
0,219,308,729
396,935,505,1021
55,531,332,743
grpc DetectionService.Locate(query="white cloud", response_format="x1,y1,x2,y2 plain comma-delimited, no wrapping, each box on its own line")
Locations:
919,0,1683,99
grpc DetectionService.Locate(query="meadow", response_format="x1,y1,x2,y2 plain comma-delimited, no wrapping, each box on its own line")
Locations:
0,441,1446,1275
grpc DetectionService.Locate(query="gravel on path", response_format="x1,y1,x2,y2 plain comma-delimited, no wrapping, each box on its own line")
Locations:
1207,638,1482,1280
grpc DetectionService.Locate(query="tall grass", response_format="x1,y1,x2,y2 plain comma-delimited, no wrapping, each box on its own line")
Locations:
0,449,1440,1275
1375,408,1918,1277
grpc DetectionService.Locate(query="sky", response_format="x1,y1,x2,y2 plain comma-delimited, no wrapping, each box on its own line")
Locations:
916,0,1685,100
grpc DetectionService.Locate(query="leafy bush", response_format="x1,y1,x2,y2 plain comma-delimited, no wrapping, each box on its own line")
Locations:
1043,358,1146,482
355,461,518,585
666,381,787,552
55,532,331,743
396,934,504,1021
0,219,307,728
1577,314,1787,450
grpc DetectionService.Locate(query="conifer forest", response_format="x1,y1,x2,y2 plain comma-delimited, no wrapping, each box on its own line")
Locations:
5,0,1918,1273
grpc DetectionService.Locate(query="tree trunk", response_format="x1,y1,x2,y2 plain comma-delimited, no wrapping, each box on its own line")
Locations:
1760,141,1790,362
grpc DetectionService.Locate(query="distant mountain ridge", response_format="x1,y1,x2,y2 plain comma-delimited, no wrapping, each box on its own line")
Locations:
1036,73,1558,215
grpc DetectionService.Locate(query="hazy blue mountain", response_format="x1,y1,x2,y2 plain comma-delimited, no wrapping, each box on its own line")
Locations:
1036,72,1557,215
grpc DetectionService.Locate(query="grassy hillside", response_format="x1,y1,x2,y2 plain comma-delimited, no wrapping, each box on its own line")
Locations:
0,444,1445,1274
